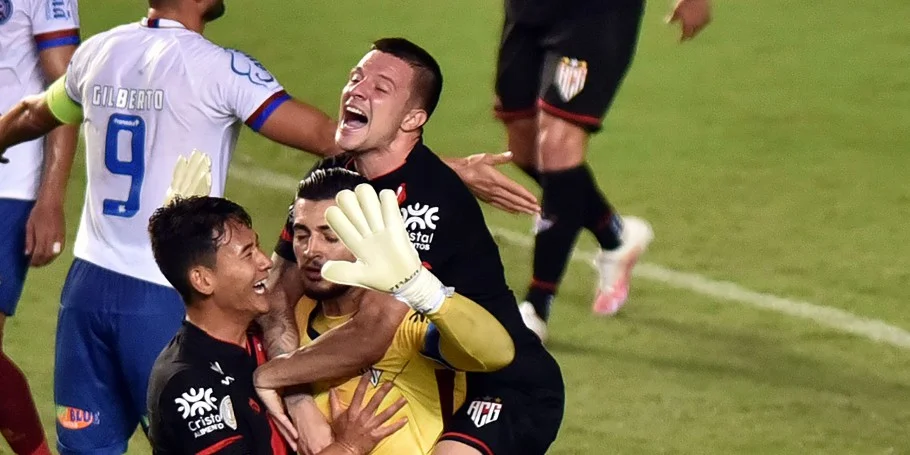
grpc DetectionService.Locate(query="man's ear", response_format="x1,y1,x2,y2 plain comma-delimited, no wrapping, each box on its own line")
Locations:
401,108,428,133
189,266,216,298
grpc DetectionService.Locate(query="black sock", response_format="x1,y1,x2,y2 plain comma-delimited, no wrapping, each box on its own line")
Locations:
579,165,622,250
525,166,587,320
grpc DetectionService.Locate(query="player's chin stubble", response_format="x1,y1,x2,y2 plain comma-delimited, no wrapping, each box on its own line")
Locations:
202,1,225,22
303,283,350,301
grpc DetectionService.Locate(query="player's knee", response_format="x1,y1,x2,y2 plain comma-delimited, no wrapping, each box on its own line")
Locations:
504,117,538,170
537,111,588,172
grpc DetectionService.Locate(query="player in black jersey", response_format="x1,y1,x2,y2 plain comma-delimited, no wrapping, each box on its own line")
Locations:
254,38,565,455
146,196,409,455
495,0,711,340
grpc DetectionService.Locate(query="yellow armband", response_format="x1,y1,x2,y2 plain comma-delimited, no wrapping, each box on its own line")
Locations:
46,76,83,125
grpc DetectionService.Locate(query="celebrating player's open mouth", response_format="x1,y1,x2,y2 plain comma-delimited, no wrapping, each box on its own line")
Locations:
253,275,268,295
341,103,369,131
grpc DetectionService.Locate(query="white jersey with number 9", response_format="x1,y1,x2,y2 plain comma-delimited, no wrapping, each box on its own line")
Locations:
63,17,289,286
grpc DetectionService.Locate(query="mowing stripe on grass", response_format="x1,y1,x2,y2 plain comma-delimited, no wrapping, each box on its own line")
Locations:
230,164,910,351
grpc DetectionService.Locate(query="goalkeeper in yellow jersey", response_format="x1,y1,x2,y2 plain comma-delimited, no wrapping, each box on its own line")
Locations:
254,167,515,454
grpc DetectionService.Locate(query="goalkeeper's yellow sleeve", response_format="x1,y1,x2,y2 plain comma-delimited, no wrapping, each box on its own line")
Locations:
428,293,515,372
46,76,83,125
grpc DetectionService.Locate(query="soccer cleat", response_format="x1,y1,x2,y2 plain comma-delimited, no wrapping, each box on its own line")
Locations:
519,301,549,342
591,216,654,316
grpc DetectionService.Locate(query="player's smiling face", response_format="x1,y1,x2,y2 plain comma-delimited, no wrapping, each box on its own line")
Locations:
336,50,427,152
292,198,356,300
209,221,273,316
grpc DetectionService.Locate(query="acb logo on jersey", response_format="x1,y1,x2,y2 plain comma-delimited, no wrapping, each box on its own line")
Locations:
466,398,502,428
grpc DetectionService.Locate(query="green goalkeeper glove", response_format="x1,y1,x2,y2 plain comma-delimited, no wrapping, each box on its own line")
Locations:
163,149,212,206
321,183,451,314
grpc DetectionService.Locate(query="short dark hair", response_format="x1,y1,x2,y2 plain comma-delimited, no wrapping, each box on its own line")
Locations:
371,37,443,120
148,196,253,304
296,168,369,201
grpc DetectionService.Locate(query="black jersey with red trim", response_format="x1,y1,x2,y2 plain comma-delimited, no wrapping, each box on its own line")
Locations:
274,141,563,390
147,321,290,455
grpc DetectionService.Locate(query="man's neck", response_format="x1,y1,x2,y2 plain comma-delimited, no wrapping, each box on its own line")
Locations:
147,8,205,34
321,288,365,317
186,304,250,348
352,134,420,179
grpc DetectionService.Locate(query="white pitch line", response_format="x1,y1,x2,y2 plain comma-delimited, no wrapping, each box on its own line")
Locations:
490,227,910,350
229,163,910,351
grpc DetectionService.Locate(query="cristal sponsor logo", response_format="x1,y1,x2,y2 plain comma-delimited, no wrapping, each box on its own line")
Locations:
401,203,439,251
56,405,100,430
175,388,217,419
176,388,237,439
188,412,225,438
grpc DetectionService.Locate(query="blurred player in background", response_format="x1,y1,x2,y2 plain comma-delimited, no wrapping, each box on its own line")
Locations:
495,0,712,340
0,0,79,453
0,1,538,453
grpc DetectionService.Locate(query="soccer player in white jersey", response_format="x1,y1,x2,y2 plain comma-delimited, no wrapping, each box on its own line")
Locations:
0,0,540,453
0,0,79,454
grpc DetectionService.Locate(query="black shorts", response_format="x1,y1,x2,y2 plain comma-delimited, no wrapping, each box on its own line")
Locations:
439,373,565,455
494,0,646,132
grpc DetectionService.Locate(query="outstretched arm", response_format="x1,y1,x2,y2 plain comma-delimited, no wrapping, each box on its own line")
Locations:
442,151,539,215
256,97,539,214
0,94,60,161
256,99,341,158
423,293,514,372
254,289,407,389
0,73,82,161
25,43,79,267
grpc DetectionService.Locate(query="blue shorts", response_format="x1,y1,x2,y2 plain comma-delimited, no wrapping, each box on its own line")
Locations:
55,258,185,455
0,198,35,317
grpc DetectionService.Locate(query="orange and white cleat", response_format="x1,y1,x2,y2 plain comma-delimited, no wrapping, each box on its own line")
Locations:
591,216,654,316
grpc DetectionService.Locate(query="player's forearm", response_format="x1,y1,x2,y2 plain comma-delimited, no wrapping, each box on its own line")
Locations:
0,96,61,151
258,254,303,359
254,319,384,389
259,99,342,157
34,44,79,202
35,124,78,205
255,292,399,389
431,293,515,372
286,393,334,453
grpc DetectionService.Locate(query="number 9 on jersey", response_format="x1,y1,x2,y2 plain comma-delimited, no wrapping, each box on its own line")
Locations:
103,114,146,218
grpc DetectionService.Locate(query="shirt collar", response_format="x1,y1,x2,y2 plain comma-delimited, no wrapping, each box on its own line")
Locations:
141,17,188,29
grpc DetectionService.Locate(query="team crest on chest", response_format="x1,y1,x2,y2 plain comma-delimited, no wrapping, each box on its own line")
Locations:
554,57,588,102
0,0,14,26
466,397,502,428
